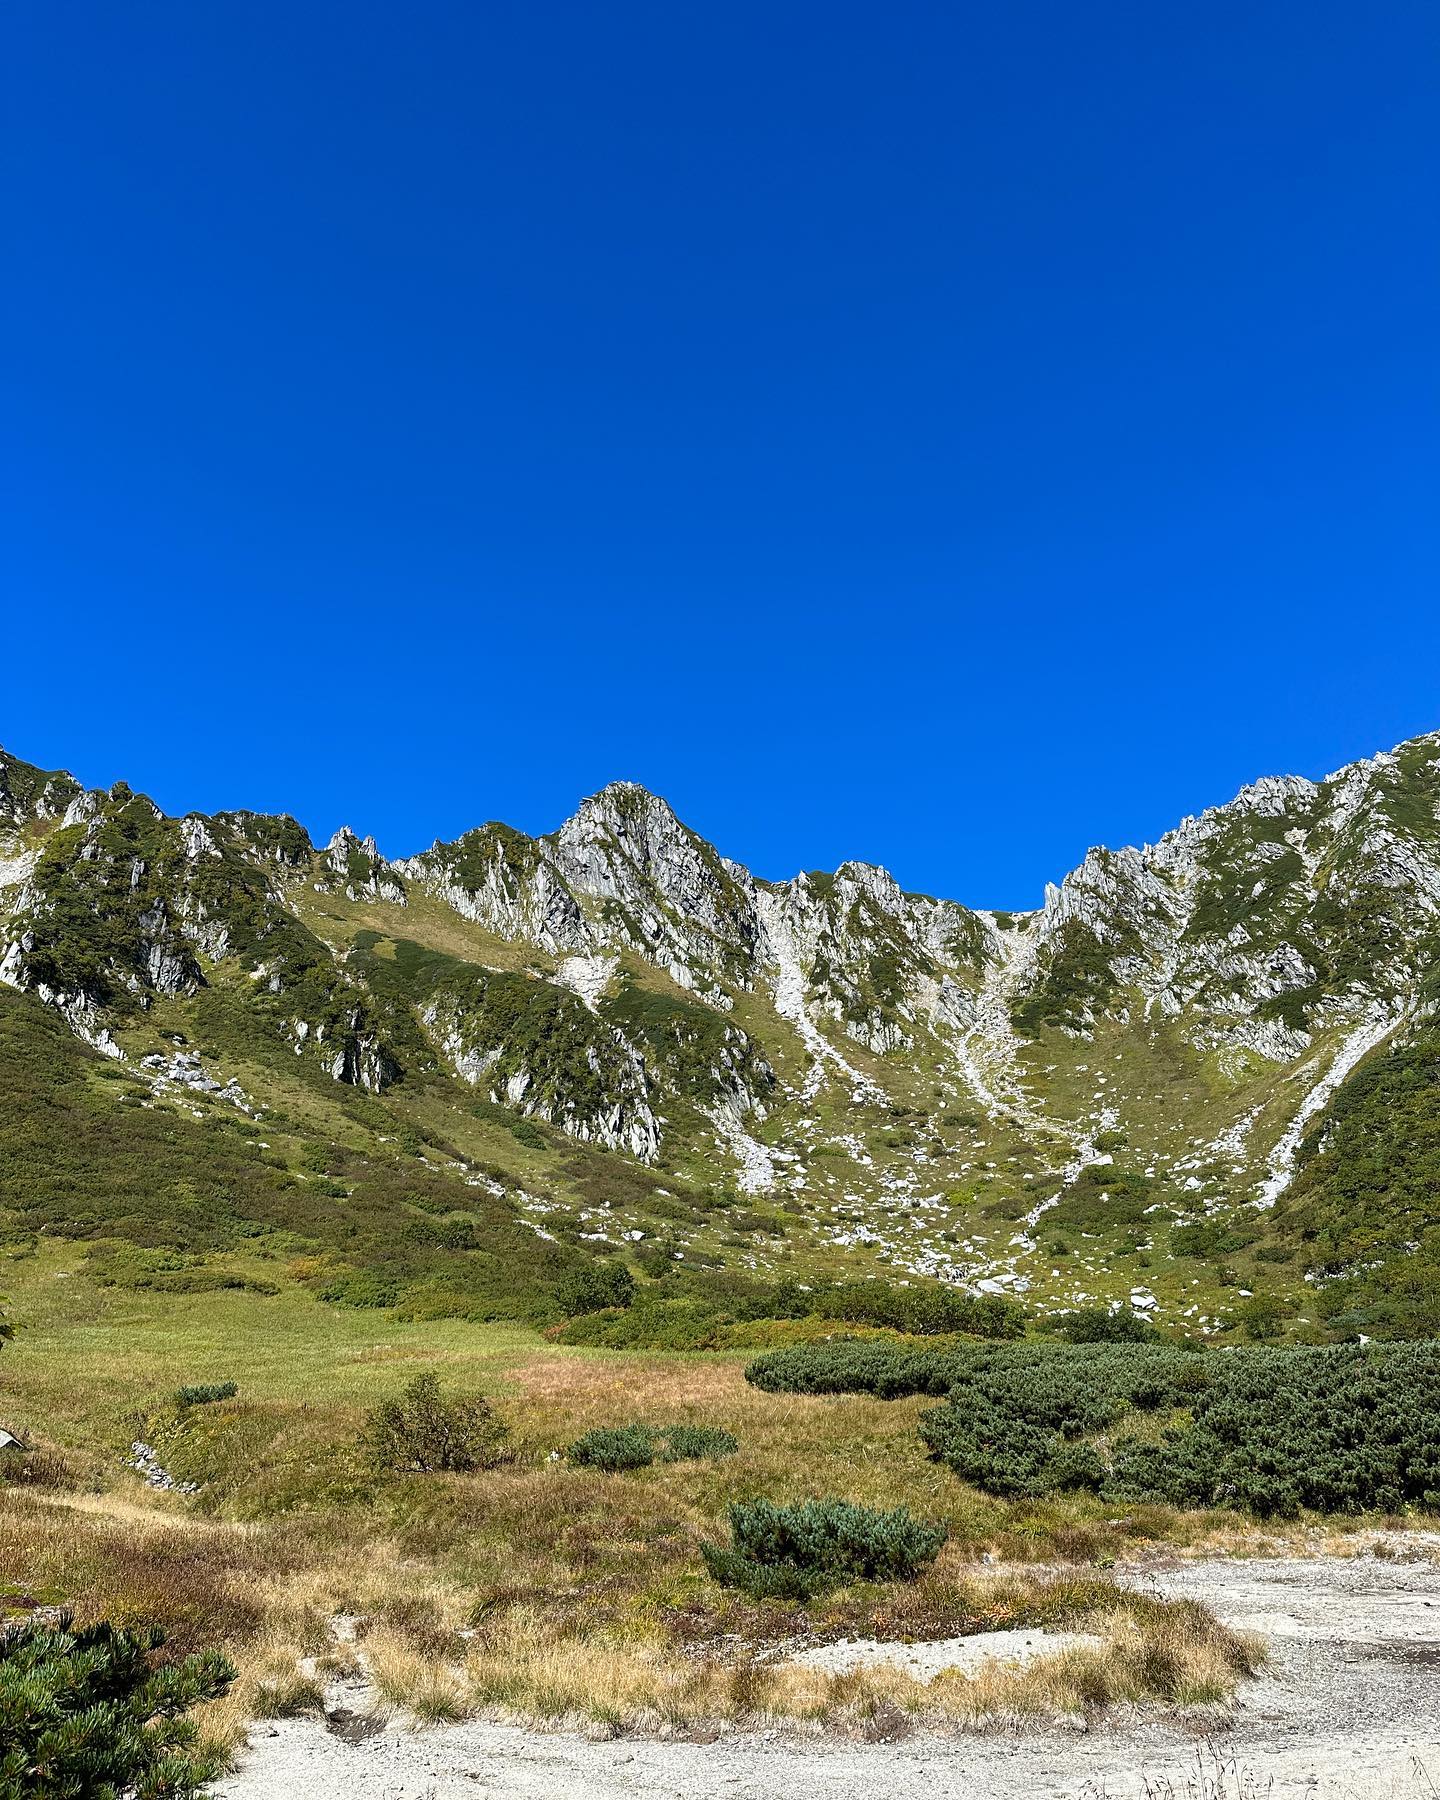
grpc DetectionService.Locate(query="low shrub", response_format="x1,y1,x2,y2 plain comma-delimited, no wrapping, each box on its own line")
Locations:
744,1340,959,1398
0,1613,235,1799
916,1340,1440,1517
916,1343,1210,1498
1049,1308,1158,1345
701,1498,946,1601
656,1424,738,1462
553,1270,1026,1348
567,1425,656,1471
365,1372,509,1474
550,1298,732,1350
554,1262,636,1318
805,1279,1023,1339
177,1380,238,1406
508,1117,551,1151
567,1422,739,1470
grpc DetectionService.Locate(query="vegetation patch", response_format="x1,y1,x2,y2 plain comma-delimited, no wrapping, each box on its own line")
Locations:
1274,1024,1440,1338
0,1615,235,1800
749,1337,1440,1518
177,1381,238,1407
365,1372,510,1474
566,1422,738,1470
701,1498,946,1601
1013,909,1142,1036
920,1341,1440,1516
746,1339,961,1397
552,1271,1025,1351
0,989,602,1327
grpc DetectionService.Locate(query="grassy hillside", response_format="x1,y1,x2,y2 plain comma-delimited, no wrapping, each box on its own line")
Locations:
0,987,583,1322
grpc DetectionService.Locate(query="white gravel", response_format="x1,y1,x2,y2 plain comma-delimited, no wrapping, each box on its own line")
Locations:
789,1627,1104,1681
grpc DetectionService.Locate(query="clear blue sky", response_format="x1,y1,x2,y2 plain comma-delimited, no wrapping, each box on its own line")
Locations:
5,2,1437,907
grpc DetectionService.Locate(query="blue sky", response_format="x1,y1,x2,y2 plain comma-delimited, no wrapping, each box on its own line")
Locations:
5,2,1437,907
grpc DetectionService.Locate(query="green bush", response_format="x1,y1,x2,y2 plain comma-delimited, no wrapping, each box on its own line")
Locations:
549,1269,1026,1350
555,1262,635,1318
804,1279,1023,1339
566,1422,739,1470
655,1423,738,1462
915,1342,1210,1497
553,1299,731,1350
701,1498,946,1600
566,1424,656,1471
0,1614,235,1799
745,1340,959,1398
916,1340,1440,1517
365,1372,509,1473
1043,1162,1163,1233
1050,1307,1158,1344
507,1117,550,1151
177,1380,238,1406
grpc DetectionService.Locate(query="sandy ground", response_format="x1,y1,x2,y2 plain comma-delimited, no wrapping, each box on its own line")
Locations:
789,1624,1108,1680
216,1551,1440,1799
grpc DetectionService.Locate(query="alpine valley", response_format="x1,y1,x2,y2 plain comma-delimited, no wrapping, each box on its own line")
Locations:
4,729,1440,1344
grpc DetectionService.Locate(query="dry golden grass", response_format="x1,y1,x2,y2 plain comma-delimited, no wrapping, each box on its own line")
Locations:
353,1575,1262,1737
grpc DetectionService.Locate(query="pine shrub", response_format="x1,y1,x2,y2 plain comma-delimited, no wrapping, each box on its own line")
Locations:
915,1340,1440,1517
655,1423,738,1462
701,1498,946,1600
0,1613,235,1799
566,1424,656,1471
176,1381,238,1407
566,1422,739,1471
745,1341,959,1398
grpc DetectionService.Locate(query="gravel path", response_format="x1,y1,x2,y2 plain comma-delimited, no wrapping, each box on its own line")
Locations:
216,1552,1440,1799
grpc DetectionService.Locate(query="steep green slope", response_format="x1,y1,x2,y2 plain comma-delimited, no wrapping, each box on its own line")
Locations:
0,987,580,1320
1272,1022,1440,1337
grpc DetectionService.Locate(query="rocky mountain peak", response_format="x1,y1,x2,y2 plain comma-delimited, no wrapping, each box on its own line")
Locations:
4,729,1440,1226
0,747,80,831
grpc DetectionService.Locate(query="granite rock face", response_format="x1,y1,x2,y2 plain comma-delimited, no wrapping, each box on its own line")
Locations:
3,732,1439,1186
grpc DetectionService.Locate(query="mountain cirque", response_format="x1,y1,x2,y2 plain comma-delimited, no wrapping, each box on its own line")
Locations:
3,730,1440,1337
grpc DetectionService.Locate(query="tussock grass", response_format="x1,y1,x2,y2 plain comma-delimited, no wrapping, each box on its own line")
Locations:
414,1581,1261,1733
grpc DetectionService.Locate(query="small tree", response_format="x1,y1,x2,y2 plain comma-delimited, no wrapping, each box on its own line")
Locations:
365,1372,509,1473
0,1614,234,1799
555,1262,634,1318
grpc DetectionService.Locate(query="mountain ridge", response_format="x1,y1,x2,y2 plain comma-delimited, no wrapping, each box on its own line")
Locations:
3,728,1439,1341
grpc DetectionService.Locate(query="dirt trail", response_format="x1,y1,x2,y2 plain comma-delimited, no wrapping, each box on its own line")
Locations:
216,1552,1440,1799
